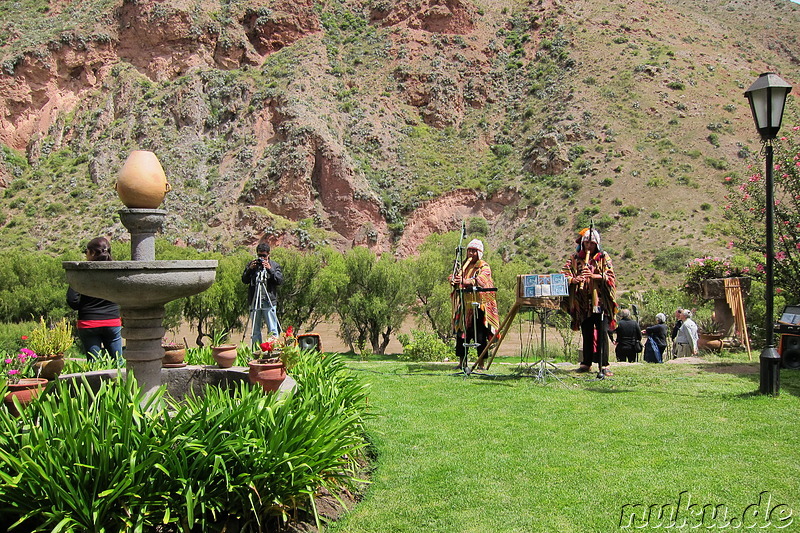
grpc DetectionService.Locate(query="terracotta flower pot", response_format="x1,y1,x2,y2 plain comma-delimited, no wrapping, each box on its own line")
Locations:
211,344,238,368
162,344,186,367
3,378,48,417
116,150,171,208
698,333,724,351
248,358,287,392
33,354,65,380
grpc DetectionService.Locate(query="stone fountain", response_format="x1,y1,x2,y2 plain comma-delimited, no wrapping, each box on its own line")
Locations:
62,151,217,396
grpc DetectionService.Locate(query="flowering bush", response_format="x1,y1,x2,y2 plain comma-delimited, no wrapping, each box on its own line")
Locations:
724,102,800,302
684,256,734,286
1,348,38,384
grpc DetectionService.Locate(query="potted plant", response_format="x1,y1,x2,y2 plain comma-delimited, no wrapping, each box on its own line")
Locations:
2,347,48,417
209,330,237,368
26,317,73,379
161,339,186,367
248,327,298,392
697,318,725,351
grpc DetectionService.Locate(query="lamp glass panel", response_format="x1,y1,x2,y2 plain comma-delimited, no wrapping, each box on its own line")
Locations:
771,88,789,128
750,89,770,128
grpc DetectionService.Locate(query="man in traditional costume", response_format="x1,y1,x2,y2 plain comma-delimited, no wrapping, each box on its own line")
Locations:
449,239,501,370
561,228,618,375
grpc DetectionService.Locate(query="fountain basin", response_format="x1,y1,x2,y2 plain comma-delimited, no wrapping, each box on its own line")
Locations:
62,260,217,307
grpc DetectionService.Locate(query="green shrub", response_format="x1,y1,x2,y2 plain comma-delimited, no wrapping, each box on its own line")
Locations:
652,246,694,274
398,330,451,362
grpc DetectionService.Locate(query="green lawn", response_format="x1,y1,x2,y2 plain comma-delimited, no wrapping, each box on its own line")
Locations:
329,357,800,532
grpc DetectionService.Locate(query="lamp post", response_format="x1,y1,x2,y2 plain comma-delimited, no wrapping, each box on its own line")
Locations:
744,72,792,396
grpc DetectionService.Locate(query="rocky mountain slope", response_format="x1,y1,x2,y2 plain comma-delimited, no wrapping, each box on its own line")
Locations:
1,0,799,291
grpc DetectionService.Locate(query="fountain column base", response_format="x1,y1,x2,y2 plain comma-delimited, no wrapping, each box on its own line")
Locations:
122,306,166,396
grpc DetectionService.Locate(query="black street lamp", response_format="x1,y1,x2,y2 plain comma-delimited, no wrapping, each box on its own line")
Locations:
744,72,792,396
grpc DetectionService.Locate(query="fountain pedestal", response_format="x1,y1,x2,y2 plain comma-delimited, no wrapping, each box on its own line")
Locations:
63,209,217,396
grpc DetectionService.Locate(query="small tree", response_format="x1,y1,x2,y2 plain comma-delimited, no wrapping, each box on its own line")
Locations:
334,247,414,355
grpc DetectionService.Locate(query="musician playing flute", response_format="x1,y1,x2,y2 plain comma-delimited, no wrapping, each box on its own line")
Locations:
561,228,618,375
449,239,500,370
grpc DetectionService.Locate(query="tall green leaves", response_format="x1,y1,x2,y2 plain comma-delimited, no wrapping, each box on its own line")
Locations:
0,356,369,531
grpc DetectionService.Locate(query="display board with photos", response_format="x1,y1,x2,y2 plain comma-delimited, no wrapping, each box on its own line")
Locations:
519,273,569,298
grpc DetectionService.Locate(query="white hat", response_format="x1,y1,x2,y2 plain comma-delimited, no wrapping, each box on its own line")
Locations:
581,229,601,245
656,313,666,323
467,239,484,259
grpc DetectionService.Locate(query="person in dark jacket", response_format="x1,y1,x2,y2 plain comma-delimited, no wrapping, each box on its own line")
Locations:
643,313,668,363
242,241,284,346
609,308,642,363
671,308,684,358
66,237,123,363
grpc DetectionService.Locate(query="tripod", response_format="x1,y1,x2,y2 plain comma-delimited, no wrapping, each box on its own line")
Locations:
453,299,481,376
529,307,565,384
246,266,281,346
454,288,497,377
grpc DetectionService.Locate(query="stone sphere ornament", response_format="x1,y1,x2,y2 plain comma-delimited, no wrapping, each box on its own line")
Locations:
116,150,172,208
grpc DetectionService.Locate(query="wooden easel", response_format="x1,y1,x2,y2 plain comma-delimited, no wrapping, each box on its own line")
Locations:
472,275,563,371
724,277,752,360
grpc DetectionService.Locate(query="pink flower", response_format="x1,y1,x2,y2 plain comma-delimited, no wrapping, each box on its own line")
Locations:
776,251,787,261
4,358,12,365
724,176,732,182
726,241,734,249
7,369,19,376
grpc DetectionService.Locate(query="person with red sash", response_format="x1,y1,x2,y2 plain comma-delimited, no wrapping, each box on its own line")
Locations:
561,228,618,375
67,237,123,363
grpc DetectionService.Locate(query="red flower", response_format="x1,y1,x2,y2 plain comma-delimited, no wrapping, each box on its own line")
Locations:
260,341,273,352
21,336,27,340
286,326,294,337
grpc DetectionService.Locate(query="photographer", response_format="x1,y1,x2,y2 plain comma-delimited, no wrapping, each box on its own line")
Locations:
242,242,284,346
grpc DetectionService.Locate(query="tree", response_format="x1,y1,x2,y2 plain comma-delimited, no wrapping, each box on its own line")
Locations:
334,247,414,354
409,232,462,340
272,246,340,333
181,253,249,346
0,252,72,322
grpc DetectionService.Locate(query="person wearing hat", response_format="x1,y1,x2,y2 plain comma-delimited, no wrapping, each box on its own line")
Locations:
449,238,500,370
642,312,668,363
561,228,618,375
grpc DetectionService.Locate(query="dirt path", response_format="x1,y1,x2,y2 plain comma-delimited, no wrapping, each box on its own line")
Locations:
168,316,566,356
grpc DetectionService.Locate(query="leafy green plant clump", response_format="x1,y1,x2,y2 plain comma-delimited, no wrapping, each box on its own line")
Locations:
398,330,452,362
0,352,369,531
